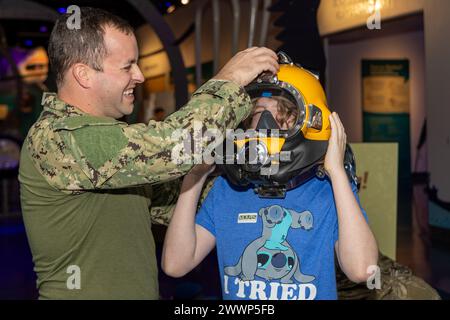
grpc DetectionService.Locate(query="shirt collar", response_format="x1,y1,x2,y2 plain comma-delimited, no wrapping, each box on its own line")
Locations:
41,92,86,116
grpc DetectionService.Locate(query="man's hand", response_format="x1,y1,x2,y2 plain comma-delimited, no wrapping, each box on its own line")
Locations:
324,112,347,177
213,47,279,87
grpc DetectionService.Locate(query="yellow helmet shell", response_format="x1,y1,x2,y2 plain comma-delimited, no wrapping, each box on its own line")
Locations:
277,64,331,141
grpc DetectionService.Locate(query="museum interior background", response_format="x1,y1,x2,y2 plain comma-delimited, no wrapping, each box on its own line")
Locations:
1,0,450,299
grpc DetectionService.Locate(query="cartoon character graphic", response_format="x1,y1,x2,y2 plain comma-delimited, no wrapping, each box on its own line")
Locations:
224,205,315,284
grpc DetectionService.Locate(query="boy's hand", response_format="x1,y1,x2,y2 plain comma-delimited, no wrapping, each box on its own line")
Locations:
324,112,347,177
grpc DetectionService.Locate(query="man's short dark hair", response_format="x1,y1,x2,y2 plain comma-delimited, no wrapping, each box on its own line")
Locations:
48,7,134,88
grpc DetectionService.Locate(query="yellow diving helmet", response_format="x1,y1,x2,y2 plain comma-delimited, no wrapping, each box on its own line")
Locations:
217,52,355,198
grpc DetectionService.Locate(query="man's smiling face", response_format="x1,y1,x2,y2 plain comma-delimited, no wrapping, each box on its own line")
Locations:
90,25,144,119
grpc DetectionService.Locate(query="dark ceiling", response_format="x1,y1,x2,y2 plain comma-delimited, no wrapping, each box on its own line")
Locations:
0,0,193,48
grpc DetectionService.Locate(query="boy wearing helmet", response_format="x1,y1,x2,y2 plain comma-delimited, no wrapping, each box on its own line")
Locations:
162,57,378,300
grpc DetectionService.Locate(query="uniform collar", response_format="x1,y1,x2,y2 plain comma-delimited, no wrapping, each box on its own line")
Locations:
41,92,86,116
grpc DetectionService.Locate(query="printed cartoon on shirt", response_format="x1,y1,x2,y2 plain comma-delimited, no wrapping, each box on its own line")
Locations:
223,204,317,300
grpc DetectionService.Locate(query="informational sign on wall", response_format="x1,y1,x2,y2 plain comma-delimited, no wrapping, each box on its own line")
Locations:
350,143,398,261
362,59,411,226
318,0,424,35
362,60,410,113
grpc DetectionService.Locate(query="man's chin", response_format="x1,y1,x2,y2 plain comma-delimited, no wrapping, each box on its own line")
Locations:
128,103,135,113
123,102,135,114
111,104,134,119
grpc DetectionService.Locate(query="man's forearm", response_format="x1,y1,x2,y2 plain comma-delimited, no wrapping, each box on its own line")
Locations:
101,80,252,188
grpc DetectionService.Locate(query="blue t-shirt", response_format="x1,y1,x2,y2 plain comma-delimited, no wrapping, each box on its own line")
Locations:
196,176,367,300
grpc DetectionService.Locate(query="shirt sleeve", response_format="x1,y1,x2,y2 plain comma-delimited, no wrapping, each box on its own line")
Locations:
195,179,218,237
29,80,252,191
333,216,339,244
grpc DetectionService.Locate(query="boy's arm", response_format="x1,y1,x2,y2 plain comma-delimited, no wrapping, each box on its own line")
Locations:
326,113,378,283
162,165,216,277
332,169,378,283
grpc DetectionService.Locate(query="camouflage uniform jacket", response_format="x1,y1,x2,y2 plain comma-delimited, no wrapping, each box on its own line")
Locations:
18,79,251,299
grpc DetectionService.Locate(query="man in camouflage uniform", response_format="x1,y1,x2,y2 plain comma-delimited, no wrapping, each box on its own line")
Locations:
18,7,279,299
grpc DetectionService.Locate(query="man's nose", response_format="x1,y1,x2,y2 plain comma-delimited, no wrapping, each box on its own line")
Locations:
132,64,145,83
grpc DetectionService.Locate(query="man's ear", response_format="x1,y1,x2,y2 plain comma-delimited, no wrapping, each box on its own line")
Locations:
71,63,93,88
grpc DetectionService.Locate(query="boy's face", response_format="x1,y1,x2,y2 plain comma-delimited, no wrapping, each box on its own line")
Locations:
248,97,296,130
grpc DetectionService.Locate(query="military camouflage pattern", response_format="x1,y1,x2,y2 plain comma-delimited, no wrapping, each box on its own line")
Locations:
336,253,441,300
18,79,252,299
25,79,251,194
149,179,182,226
149,174,217,226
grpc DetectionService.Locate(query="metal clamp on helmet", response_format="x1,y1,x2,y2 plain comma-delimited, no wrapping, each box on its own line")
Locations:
216,52,357,198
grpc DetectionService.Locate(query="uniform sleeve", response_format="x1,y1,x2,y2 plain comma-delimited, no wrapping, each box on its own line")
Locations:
29,80,251,191
148,178,182,226
147,175,217,226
